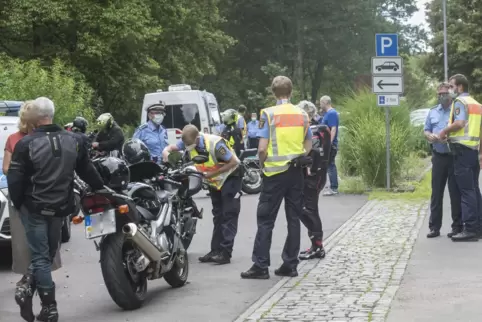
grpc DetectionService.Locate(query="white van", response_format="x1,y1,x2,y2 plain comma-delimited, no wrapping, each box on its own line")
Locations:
141,84,222,145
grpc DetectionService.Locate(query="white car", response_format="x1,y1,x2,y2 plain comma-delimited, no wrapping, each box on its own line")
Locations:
0,116,22,245
410,108,431,127
0,116,72,245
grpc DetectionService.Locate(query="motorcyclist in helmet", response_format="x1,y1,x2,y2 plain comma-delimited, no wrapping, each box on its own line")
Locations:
64,122,73,131
297,100,332,260
122,139,152,165
71,116,88,134
92,113,125,157
218,109,244,157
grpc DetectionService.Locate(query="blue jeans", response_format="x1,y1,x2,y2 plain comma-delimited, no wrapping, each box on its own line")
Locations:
328,146,339,191
20,206,63,289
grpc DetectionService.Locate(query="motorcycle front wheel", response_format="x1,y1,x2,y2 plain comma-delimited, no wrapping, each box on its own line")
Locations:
241,168,263,194
100,232,147,310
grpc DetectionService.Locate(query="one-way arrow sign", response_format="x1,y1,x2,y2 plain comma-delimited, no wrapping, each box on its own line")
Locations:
377,80,399,90
372,76,403,94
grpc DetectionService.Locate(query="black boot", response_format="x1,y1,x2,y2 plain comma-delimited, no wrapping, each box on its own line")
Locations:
451,230,478,242
211,250,231,265
240,265,270,279
198,250,218,263
14,274,35,322
36,285,58,322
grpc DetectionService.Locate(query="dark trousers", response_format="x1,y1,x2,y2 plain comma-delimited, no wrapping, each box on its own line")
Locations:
248,138,259,149
327,145,338,190
208,176,242,256
19,206,62,289
300,169,327,243
429,152,462,232
453,145,479,233
252,166,303,269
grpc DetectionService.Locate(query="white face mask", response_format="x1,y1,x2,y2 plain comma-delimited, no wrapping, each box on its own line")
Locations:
448,88,458,98
251,117,257,122
152,114,164,125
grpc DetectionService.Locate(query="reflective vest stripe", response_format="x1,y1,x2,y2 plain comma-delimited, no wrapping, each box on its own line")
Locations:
190,134,237,189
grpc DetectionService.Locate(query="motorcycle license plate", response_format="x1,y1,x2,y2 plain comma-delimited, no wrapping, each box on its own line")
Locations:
84,209,116,239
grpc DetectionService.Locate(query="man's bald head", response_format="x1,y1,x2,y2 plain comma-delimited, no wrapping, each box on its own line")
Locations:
182,124,200,145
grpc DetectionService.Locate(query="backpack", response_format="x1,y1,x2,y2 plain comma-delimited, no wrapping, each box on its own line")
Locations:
309,124,332,172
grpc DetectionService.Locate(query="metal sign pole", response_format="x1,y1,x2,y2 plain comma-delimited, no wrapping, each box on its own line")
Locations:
443,0,448,82
385,106,390,190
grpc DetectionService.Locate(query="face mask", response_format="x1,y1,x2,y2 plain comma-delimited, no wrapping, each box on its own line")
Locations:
152,114,164,124
251,117,257,122
438,94,451,106
185,144,196,151
448,88,458,99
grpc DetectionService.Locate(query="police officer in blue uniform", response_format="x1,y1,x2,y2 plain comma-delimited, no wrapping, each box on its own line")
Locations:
424,83,462,238
247,112,260,148
133,102,169,163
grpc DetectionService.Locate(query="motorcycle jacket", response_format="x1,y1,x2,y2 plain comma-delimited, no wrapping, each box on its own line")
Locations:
221,124,243,156
7,124,104,216
94,121,125,155
309,123,332,173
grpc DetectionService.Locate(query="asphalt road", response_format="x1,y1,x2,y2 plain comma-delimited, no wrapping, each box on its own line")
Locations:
0,192,367,322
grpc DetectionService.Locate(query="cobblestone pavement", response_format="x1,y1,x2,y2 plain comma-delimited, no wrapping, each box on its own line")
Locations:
235,199,428,322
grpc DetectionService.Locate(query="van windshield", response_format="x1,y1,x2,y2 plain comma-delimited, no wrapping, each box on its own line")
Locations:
163,104,201,130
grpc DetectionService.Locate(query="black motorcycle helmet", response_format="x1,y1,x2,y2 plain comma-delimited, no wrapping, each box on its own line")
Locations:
72,116,88,133
122,139,151,165
92,157,130,190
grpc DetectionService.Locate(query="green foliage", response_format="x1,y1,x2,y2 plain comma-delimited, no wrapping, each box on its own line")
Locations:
0,54,94,125
424,0,482,98
338,90,414,188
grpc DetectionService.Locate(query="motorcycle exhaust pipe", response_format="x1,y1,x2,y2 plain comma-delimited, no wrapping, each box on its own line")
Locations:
122,223,166,262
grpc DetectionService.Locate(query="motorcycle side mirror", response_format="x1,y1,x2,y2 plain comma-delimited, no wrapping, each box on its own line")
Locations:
192,155,208,164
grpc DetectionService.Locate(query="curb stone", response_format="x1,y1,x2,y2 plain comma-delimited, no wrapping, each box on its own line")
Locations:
233,200,429,322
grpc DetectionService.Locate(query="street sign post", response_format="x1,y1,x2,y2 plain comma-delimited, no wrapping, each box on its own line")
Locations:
372,76,404,94
372,33,403,191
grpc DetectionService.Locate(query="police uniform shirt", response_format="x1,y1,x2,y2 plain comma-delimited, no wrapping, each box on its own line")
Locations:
175,136,233,163
237,115,246,131
424,104,451,153
452,92,470,124
257,99,313,141
133,120,169,159
247,120,260,138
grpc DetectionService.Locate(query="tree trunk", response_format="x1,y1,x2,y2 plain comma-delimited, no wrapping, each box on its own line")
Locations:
310,59,325,102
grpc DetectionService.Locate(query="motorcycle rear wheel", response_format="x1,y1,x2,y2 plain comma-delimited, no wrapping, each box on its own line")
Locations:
100,232,147,310
241,169,262,194
164,252,189,288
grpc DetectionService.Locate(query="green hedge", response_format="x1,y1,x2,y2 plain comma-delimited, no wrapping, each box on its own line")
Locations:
338,90,423,188
0,54,95,126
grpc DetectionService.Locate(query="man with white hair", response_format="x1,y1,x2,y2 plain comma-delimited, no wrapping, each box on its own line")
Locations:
319,95,340,196
8,97,104,322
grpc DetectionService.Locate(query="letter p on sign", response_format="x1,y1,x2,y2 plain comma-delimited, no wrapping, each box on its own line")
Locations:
375,34,398,57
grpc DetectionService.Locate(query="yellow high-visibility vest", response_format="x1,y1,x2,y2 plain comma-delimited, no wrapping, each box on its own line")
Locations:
189,134,238,190
261,103,309,177
448,95,482,150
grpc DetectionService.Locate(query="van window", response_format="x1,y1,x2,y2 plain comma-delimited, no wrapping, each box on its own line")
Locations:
162,104,201,130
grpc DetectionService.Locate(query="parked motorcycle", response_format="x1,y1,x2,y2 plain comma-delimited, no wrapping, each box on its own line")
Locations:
74,155,206,310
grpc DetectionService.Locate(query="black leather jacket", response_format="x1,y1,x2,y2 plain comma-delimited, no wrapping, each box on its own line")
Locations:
7,124,104,216
95,122,125,153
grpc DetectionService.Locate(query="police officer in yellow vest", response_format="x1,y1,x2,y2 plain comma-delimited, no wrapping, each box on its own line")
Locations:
162,125,242,264
439,74,482,241
241,76,312,279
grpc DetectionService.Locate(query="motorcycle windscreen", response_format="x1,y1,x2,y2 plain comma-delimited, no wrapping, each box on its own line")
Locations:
128,161,163,182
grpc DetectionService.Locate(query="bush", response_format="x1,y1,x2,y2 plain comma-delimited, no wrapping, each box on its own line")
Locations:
338,89,414,188
0,54,95,126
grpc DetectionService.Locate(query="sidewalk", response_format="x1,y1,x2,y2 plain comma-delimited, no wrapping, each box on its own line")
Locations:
235,199,428,322
386,188,482,322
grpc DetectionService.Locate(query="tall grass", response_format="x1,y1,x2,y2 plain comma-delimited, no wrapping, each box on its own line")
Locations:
338,89,417,188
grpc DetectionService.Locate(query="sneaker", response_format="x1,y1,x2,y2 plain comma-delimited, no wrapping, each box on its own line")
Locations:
323,189,338,196
299,246,326,260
